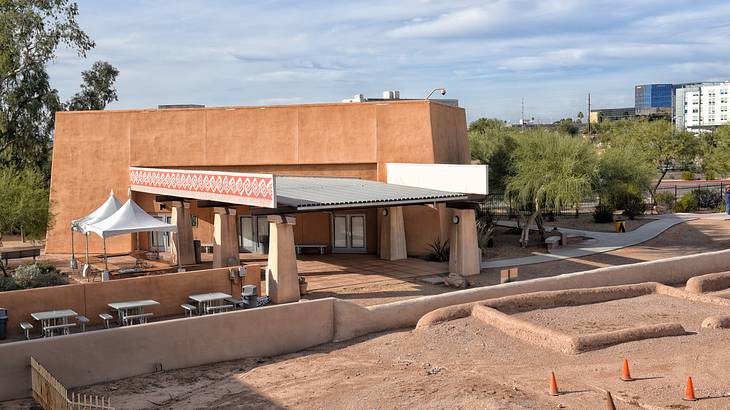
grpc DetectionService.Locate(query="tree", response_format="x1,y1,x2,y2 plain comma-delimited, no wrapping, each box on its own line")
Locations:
65,61,119,111
0,166,51,243
506,129,597,246
468,118,517,193
703,124,730,178
576,111,584,124
596,144,654,212
554,118,579,136
1,0,94,174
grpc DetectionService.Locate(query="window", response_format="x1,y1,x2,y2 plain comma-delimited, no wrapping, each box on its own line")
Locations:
692,116,699,121
720,89,728,95
708,116,715,122
721,106,728,112
191,215,198,227
721,97,728,104
721,115,728,121
692,108,699,113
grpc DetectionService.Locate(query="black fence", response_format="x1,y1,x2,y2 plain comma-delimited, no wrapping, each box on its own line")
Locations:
483,194,599,218
655,182,728,203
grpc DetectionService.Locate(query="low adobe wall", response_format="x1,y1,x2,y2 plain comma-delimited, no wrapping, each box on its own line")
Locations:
0,265,261,335
332,249,730,341
685,271,730,294
0,298,334,401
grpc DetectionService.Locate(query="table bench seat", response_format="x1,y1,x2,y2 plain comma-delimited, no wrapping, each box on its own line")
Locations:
43,323,76,337
206,304,234,313
123,312,154,325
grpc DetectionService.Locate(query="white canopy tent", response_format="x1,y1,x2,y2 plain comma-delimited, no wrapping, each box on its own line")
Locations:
70,191,122,274
85,199,179,280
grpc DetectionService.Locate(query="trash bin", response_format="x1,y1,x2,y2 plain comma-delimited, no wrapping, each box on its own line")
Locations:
193,240,202,264
0,308,8,340
242,285,258,309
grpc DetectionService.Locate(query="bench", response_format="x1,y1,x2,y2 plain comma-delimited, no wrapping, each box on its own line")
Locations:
206,304,234,314
224,297,245,309
180,303,197,317
295,244,327,255
43,323,76,337
123,312,154,325
19,322,33,340
1,246,41,267
99,313,114,328
75,315,90,332
545,236,561,253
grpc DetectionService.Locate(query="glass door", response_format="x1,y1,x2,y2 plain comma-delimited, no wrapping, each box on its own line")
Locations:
238,215,271,253
331,214,367,253
150,215,172,251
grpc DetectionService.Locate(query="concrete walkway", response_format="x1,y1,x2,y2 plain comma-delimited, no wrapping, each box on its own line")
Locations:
481,213,729,269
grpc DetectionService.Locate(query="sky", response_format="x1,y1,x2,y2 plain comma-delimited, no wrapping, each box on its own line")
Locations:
48,0,730,123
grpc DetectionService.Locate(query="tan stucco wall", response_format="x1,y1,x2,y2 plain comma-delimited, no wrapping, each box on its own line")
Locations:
47,100,469,254
0,298,334,401
0,265,260,335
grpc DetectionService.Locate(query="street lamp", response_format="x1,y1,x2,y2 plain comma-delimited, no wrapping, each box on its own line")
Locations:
425,88,447,100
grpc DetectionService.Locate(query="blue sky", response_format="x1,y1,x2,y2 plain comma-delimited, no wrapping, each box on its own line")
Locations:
48,0,730,123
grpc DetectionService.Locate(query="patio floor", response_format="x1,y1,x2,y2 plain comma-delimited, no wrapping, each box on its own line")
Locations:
294,254,451,306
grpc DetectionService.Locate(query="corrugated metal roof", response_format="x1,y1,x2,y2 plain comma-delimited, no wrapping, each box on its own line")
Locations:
274,176,467,210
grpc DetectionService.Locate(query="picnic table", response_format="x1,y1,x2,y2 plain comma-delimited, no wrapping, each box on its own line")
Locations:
30,309,78,337
108,299,160,326
188,292,233,315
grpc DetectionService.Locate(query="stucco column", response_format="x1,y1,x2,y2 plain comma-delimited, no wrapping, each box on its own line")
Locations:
436,203,452,243
213,207,240,268
379,206,407,260
448,208,481,276
266,215,300,304
170,201,195,266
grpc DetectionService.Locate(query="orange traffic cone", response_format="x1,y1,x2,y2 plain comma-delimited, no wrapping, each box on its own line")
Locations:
683,376,697,401
621,358,634,381
605,391,617,410
549,371,560,396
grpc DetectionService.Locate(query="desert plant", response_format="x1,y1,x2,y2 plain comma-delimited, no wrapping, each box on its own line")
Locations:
692,188,723,209
655,192,675,213
681,170,695,181
12,263,68,289
426,238,450,262
0,276,19,292
617,193,647,220
673,192,699,213
593,204,614,223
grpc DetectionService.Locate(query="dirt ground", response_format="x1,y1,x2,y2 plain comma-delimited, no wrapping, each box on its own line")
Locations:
9,305,730,409
514,293,729,334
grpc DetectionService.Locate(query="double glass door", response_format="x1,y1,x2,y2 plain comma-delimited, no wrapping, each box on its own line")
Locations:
150,215,172,251
239,216,270,253
332,214,366,253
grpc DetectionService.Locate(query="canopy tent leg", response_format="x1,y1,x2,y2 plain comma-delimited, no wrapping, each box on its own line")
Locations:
70,226,78,271
102,237,109,282
82,233,90,278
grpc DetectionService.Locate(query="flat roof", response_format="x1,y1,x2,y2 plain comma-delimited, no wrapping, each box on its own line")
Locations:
274,176,468,211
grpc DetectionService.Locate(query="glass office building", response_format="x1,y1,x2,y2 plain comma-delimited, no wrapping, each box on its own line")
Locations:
635,84,674,115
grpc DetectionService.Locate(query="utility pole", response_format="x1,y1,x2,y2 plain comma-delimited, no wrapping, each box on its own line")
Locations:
521,98,525,130
587,92,592,134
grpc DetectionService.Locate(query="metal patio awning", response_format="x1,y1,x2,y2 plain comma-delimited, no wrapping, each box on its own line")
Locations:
272,176,469,211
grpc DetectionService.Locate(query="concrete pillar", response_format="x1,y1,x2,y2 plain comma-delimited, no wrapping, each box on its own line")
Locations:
436,203,452,243
448,208,481,276
379,206,407,261
266,215,300,304
213,207,240,268
170,201,195,266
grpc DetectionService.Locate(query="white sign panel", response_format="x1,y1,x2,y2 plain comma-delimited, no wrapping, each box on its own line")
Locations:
386,163,488,195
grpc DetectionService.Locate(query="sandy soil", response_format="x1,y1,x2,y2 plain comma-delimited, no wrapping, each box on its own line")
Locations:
8,312,728,409
514,294,730,334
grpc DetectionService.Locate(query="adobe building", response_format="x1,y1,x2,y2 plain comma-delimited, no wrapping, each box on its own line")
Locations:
46,99,486,300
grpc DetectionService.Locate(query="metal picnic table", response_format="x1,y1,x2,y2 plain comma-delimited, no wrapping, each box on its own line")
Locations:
188,292,233,315
108,299,160,326
30,309,78,337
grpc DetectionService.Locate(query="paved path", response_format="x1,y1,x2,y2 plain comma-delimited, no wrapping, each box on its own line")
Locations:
481,213,729,269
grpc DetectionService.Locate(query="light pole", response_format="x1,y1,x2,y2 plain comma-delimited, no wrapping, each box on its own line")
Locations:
425,88,447,100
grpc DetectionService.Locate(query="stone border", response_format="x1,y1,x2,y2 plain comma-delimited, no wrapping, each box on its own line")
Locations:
417,282,730,354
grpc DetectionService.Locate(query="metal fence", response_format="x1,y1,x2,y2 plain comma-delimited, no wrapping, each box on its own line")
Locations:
655,182,728,203
482,194,599,218
31,357,113,410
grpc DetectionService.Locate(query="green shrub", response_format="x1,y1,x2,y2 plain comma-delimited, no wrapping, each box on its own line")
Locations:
593,204,614,223
681,170,695,181
426,238,450,262
673,192,699,213
693,188,723,209
655,192,675,212
615,193,647,220
0,276,19,292
12,263,68,289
